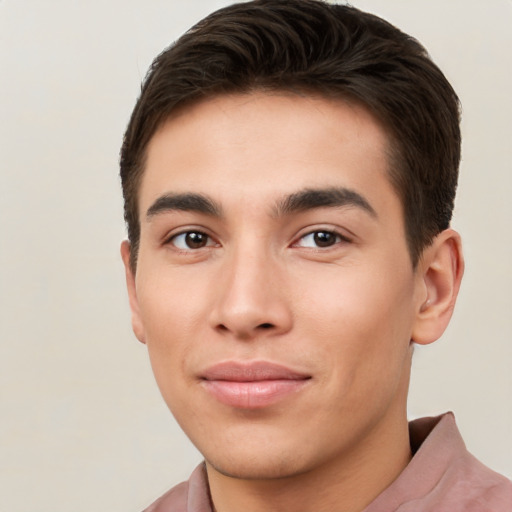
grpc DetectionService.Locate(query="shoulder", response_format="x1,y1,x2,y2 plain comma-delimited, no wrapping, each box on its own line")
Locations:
142,481,189,512
412,413,512,511
436,451,512,511
414,413,512,511
365,413,512,512
422,413,512,510
141,464,211,512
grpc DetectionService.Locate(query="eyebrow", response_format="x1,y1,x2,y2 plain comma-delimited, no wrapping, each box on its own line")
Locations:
275,187,377,218
145,187,376,220
146,193,222,219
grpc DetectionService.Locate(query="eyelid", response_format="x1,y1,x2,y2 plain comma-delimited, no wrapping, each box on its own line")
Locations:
292,226,353,249
163,226,220,249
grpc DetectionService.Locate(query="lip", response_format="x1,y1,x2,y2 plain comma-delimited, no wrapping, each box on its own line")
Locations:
200,361,311,409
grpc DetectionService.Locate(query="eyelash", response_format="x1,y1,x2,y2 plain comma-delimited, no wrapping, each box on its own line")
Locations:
167,230,217,250
293,229,352,249
165,228,351,251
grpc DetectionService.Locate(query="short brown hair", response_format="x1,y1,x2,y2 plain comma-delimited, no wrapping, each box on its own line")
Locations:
120,0,461,270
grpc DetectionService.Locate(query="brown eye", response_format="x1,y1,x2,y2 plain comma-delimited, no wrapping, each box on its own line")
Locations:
313,231,338,247
185,232,208,248
171,231,212,250
296,230,345,248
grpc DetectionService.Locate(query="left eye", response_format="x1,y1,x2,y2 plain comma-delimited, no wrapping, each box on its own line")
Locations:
295,230,345,248
170,231,215,250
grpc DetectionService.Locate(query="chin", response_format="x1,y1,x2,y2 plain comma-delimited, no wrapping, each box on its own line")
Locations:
189,419,319,481
200,430,328,481
206,452,310,481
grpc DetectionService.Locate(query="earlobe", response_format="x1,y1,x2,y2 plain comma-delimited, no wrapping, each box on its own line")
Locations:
120,240,147,344
411,229,464,345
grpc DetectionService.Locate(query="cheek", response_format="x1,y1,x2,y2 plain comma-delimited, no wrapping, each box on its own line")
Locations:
135,276,206,386
138,266,208,337
297,263,415,380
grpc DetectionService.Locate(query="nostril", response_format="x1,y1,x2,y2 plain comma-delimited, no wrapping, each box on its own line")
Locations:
258,323,274,329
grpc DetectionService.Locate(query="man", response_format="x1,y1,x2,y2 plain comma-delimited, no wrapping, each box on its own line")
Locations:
119,1,512,510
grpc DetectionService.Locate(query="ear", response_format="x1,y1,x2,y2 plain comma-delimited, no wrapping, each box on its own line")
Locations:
120,240,146,344
411,229,464,345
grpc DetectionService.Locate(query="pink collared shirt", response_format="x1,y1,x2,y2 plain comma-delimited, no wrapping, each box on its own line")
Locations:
143,413,512,512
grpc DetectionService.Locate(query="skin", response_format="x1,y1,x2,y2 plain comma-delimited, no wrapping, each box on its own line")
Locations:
122,93,463,512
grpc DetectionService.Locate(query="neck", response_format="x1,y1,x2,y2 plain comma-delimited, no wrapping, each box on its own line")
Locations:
206,408,411,512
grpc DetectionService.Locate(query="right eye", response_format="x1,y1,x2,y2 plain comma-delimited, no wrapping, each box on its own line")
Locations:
294,229,351,249
169,231,215,250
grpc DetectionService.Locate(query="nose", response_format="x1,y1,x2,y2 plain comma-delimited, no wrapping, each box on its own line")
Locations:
209,246,293,340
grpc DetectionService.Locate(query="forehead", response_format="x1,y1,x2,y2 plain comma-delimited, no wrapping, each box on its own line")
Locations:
140,92,397,216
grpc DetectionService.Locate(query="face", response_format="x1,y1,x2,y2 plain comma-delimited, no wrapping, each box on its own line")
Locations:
124,93,427,480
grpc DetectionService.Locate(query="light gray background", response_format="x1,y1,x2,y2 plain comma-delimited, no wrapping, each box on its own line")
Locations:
0,1,510,510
